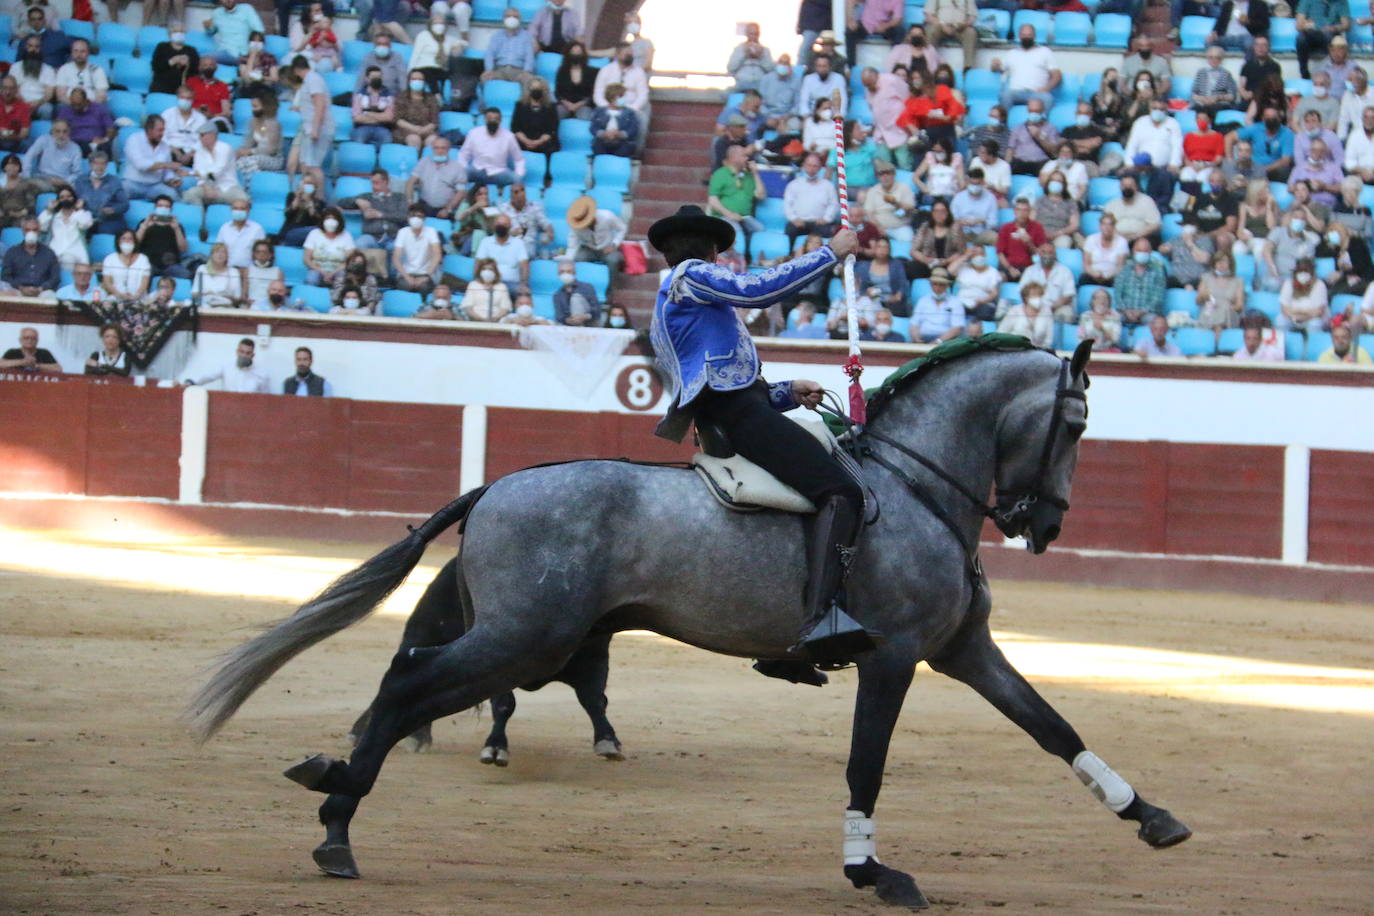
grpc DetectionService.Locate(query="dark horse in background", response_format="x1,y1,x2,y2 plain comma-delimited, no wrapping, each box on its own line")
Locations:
188,340,1191,909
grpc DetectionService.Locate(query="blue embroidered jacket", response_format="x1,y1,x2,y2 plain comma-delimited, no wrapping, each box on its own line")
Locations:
649,245,839,441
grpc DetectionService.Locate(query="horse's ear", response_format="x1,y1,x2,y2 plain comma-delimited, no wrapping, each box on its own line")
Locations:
1070,339,1093,382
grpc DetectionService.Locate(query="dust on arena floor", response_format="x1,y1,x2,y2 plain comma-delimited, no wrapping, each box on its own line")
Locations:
1,526,1371,915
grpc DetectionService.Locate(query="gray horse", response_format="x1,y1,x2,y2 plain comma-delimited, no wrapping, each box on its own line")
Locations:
188,340,1191,909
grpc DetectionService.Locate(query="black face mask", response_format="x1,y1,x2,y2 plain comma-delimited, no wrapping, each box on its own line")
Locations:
296,368,310,378
494,225,509,238
1020,37,1034,49
1139,49,1152,59
350,262,366,274
568,54,586,64
369,78,382,90
529,88,543,100
486,121,500,134
936,76,953,86
269,292,284,305
200,70,216,80
1264,118,1280,130
909,35,924,46
1121,187,1136,199
251,109,263,118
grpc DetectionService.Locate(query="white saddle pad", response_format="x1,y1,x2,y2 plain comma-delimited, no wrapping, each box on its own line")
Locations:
691,418,838,514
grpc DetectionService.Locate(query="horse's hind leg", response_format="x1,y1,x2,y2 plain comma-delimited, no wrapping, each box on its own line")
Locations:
478,692,516,766
561,635,623,760
929,625,1192,849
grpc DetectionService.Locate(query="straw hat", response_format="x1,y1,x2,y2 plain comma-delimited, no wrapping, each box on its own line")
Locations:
567,195,598,230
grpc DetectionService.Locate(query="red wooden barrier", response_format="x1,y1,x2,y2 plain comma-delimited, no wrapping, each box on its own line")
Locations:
1308,449,1374,566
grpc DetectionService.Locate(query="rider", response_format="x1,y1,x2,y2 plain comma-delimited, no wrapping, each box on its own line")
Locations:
646,204,882,668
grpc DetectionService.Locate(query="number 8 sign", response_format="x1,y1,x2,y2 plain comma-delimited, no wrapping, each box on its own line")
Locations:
614,364,663,412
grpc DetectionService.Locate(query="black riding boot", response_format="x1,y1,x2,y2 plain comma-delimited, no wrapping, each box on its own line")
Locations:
792,494,883,668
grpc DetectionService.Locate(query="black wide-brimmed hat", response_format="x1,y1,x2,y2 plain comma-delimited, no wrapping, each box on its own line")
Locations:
648,205,735,254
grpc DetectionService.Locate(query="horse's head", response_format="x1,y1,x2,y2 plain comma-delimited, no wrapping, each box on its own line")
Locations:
992,341,1092,554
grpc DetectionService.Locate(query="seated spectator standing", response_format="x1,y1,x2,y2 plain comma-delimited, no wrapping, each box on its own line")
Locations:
216,199,266,270
183,124,248,206
860,67,911,170
459,257,513,321
23,119,83,192
204,0,265,66
566,195,627,276
591,83,639,158
513,78,560,164
340,169,408,252
186,58,232,132
55,39,109,105
289,56,333,194
1238,35,1281,108
533,0,582,54
136,196,193,277
1115,238,1168,329
474,213,529,289
38,186,92,271
1,220,61,297
555,41,597,120
554,261,602,325
57,89,115,158
303,207,355,286
74,150,129,236
393,205,443,295
1007,98,1059,177
996,198,1045,280
708,145,766,263
163,85,208,167
236,94,284,180
57,262,101,302
1121,35,1172,101
0,327,62,372
406,138,467,219
332,251,382,313
845,0,904,65
152,27,200,95
285,347,333,396
103,229,154,302
782,152,839,247
458,108,525,187
1103,172,1163,242
994,25,1059,111
728,23,774,92
1295,0,1351,81
0,76,32,153
184,338,270,392
483,8,537,90
910,267,965,343
1134,314,1181,359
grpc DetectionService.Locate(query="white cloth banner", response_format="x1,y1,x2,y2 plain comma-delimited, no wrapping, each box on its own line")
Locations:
514,325,636,400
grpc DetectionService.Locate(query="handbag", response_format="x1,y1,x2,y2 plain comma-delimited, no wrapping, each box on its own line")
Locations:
621,240,647,274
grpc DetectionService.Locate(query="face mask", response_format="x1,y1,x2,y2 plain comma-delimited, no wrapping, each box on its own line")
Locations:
818,107,831,119
486,121,500,134
530,89,544,100
1026,111,1043,123
236,355,252,369
433,152,449,163
432,297,449,308
248,40,263,51
91,166,106,178
1048,180,1064,195
909,35,925,46
1296,271,1312,284
255,257,271,266
934,152,946,162
1314,85,1328,98
989,114,1003,125
1020,37,1034,49
559,272,576,285
349,261,366,274
495,225,510,239
1139,49,1153,60
269,292,284,305
1133,251,1150,264
369,77,383,90
480,269,496,283
1264,118,1279,130
516,303,534,317
301,183,315,196
626,22,640,35
1150,109,1165,123
972,255,987,268
1121,187,1136,200
503,15,520,28
431,23,445,35
344,297,360,308
1215,267,1230,277
177,97,192,110
155,205,171,217
374,43,391,57
875,322,891,335
409,79,425,92
323,218,340,232
1210,182,1224,193
1307,128,1322,139
23,230,38,245
1075,114,1090,128
1291,218,1305,234
968,185,983,197
1328,230,1342,246
409,216,424,229
232,210,247,222
1026,296,1043,308
609,315,627,328
170,32,185,43
776,64,789,76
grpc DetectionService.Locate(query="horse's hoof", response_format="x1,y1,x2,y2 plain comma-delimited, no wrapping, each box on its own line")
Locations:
1138,807,1192,848
479,745,509,767
312,843,360,879
284,754,347,793
873,865,929,909
594,739,625,761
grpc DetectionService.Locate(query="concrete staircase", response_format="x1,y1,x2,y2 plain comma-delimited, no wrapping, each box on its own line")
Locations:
619,95,724,323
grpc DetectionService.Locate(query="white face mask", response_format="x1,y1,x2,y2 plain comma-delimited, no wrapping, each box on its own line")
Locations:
972,255,987,268
1026,296,1043,309
626,22,640,35
875,322,891,335
232,209,247,222
323,218,340,232
248,40,262,51
559,272,576,285
177,97,192,110
409,216,424,229
480,269,496,283
24,230,38,245
1295,271,1312,284
968,185,983,196
431,23,445,35
301,183,315,196
1048,180,1064,195
516,303,534,317
609,315,627,328
503,15,520,28
343,297,360,308
170,32,185,43
432,297,449,309
120,241,135,254
1313,85,1328,98
776,63,790,76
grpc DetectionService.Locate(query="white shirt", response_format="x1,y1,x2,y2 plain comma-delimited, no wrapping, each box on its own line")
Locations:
216,218,267,269
15,63,56,106
1037,158,1089,201
997,304,1054,348
193,264,243,306
55,61,110,99
592,61,649,113
1018,261,1076,308
393,225,441,277
973,156,1011,196
245,262,283,303
474,234,529,284
1083,231,1129,279
101,252,152,298
161,105,208,152
1337,87,1374,139
912,292,967,338
1344,128,1374,171
409,28,467,70
798,71,848,118
1124,114,1183,170
1003,45,1057,93
192,140,241,192
303,229,356,274
783,173,839,223
197,361,270,393
801,116,836,153
955,264,1000,308
38,206,93,265
123,130,175,185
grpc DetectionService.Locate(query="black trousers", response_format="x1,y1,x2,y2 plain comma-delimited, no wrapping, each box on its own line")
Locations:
693,380,863,507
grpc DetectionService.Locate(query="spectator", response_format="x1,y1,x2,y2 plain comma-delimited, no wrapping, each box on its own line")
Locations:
451,184,495,254
798,53,847,119
162,85,207,167
859,67,910,170
1196,249,1246,328
183,124,248,206
1125,98,1184,174
1231,320,1284,360
193,242,244,307
779,300,827,338
500,183,554,255
237,31,278,96
185,338,270,392
910,267,965,342
801,98,836,157
0,327,62,372
530,0,582,54
1,218,60,296
1163,223,1215,289
1114,238,1168,328
759,54,801,133
499,291,552,327
950,168,997,245
868,308,906,343
57,262,102,302
1209,0,1269,56
22,119,83,192
729,22,774,91
15,8,71,69
349,68,395,148
1184,113,1226,168
235,94,284,182
713,114,758,170
567,196,627,276
1294,107,1344,165
847,202,885,258
1246,73,1289,130
782,152,838,247
1262,213,1319,291
13,36,57,122
717,89,768,142
1132,152,1177,214
1318,322,1372,362
1322,221,1372,296
993,25,1059,111
1337,68,1373,140
37,186,92,271
1019,241,1076,321
604,302,635,330
1223,139,1267,189
883,24,937,78
406,138,467,220
514,77,561,164
1296,0,1351,81
1278,257,1329,331
845,0,904,64
1081,212,1130,286
591,83,640,158
556,41,597,120
1134,314,1181,359
925,0,978,67
1183,168,1240,248
1332,174,1372,239
855,237,910,316
910,199,969,279
54,39,108,106
864,161,917,236
151,25,201,94
1102,172,1162,242
124,116,186,202
1293,77,1340,136
898,70,964,152
554,261,602,326
1190,47,1240,123
136,195,193,278
474,213,529,289
1286,180,1331,235
416,283,457,320
102,228,154,301
457,108,524,187
1238,36,1281,108
1007,98,1059,177
0,76,32,154
459,257,513,321
204,0,265,65
1341,104,1374,180
1078,287,1124,350
708,145,766,263
289,56,333,193
283,347,333,396
998,280,1054,347
303,207,354,286
1122,35,1171,100
825,286,879,339
1089,69,1126,143
1037,143,1089,203
56,88,115,159
331,251,382,313
246,239,283,303
807,30,847,75
340,169,408,251
1321,36,1357,98
1290,138,1344,209
411,14,466,94
216,199,265,271
484,8,537,89
186,58,232,131
0,155,39,229
353,34,406,97
280,180,325,246
955,246,1000,320
73,151,128,236
996,197,1045,280
1035,172,1081,253
250,276,294,312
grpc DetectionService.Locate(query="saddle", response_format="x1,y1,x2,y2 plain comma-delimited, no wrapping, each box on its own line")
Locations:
692,417,840,514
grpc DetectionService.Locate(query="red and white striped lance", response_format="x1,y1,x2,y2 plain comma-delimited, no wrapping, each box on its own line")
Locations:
831,90,866,425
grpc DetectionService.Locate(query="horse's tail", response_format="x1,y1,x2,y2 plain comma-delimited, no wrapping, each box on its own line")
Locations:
184,486,490,743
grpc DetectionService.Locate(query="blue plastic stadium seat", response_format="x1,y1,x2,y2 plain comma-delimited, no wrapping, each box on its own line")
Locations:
521,152,547,185
378,143,419,177
529,259,561,295
63,19,96,43
1179,16,1213,50
204,204,232,238
1166,287,1200,318
473,0,507,18
1007,104,1029,128
88,233,117,262
333,175,372,200
1054,73,1081,104
343,40,372,71
1087,177,1120,208
440,110,476,133
265,34,291,61
559,119,593,152
592,154,631,191
107,90,144,123
126,199,154,228
325,70,354,98
249,171,291,205
145,92,177,116
332,107,354,142
1284,77,1313,98
1173,109,1198,134
1000,281,1021,303
536,52,563,85
1270,17,1297,52
1010,173,1041,201
1217,328,1244,353
1093,13,1131,48
278,110,302,139
1161,212,1184,241
1048,103,1077,130
1053,11,1091,44
964,68,1000,101
276,250,306,285
337,141,377,174
549,150,589,187
756,197,786,231
113,57,151,94
1215,110,1247,128
97,22,136,59
1304,331,1332,361
1059,248,1083,279
1080,210,1100,236
574,261,610,297
483,79,522,114
1012,9,1051,39
136,25,169,53
172,202,202,235
381,289,424,318
443,253,476,280
751,230,790,262
966,99,995,126
1249,291,1280,319
297,286,334,313
1270,181,1293,211
985,9,1011,38
184,31,216,56
542,185,583,219
590,187,622,213
250,204,284,235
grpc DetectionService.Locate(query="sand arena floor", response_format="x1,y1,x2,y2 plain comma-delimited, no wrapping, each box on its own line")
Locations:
1,526,1371,915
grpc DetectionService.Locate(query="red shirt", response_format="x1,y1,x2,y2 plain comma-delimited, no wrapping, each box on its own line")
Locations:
896,86,965,131
996,219,1046,270
1183,130,1225,164
0,97,31,136
186,76,231,118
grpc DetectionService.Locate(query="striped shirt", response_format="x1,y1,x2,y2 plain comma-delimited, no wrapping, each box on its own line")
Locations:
1190,66,1238,103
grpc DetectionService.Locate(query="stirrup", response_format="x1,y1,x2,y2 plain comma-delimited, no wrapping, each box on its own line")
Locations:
791,605,884,670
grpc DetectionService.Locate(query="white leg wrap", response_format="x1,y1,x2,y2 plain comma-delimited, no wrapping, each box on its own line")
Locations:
1072,751,1136,813
843,809,879,866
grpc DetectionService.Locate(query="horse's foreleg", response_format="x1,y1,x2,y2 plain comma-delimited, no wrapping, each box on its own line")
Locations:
929,626,1192,849
842,650,928,909
479,692,516,766
563,635,623,760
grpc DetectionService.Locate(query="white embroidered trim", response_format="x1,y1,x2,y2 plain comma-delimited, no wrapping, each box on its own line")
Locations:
843,809,878,866
1072,751,1136,813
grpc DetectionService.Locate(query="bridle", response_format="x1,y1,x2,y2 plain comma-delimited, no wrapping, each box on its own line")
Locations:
847,356,1086,577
